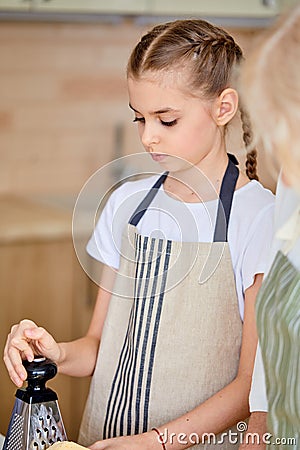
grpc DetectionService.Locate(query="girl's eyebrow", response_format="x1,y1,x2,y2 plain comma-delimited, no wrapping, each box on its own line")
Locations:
129,103,179,115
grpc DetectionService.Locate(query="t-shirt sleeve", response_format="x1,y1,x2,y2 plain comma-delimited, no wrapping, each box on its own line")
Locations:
249,344,268,412
241,203,275,292
86,189,123,269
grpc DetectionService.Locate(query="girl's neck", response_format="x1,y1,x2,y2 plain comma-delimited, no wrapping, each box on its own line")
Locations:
165,152,229,203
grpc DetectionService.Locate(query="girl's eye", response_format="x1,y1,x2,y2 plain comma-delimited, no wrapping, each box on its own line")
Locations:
133,117,144,123
161,119,177,127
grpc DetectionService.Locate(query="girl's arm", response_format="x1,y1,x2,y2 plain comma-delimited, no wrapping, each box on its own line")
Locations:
3,265,115,385
89,273,263,450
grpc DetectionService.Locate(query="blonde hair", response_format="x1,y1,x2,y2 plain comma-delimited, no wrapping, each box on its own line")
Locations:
127,19,258,180
240,5,300,190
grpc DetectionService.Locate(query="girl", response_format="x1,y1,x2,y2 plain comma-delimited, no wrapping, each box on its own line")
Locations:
4,19,274,450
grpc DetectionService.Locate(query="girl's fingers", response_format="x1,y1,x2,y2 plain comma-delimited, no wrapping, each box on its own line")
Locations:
3,319,61,388
3,346,28,386
3,319,52,386
3,355,21,387
24,327,61,362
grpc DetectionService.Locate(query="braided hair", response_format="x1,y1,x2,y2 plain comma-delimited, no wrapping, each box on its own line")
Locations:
127,19,258,180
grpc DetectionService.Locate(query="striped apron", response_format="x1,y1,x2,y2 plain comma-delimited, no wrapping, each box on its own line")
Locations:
79,157,243,449
256,249,300,449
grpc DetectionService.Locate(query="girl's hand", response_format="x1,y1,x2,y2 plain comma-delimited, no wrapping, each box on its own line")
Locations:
3,319,62,387
89,431,161,450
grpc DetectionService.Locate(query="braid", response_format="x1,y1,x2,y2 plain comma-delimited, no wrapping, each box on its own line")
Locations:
240,106,259,181
192,34,242,56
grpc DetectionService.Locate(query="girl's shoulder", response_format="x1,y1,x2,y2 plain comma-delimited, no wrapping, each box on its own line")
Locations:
231,180,275,235
234,180,275,213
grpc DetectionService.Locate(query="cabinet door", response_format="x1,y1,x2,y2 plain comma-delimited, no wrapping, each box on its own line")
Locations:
33,0,149,14
0,0,30,9
150,0,280,17
0,239,95,441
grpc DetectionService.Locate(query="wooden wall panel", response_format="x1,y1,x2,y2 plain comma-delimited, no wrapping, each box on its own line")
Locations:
0,21,140,196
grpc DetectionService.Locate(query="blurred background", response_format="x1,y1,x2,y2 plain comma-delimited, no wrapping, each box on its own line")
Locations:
0,0,298,441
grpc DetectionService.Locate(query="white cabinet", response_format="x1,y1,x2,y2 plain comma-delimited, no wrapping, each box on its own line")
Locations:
0,0,30,10
30,0,300,17
1,0,299,18
32,0,149,14
151,0,281,17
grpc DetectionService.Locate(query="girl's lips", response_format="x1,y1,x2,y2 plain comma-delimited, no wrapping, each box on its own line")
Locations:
150,153,167,162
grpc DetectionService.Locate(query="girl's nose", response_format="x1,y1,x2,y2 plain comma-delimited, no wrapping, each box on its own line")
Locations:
141,123,159,149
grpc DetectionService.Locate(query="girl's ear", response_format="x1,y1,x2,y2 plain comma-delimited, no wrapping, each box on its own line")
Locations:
213,88,239,126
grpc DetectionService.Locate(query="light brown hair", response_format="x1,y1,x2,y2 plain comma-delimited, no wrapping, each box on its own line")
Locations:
127,19,258,180
240,5,300,190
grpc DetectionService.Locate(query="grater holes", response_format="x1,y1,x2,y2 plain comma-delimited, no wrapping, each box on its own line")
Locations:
31,403,66,446
6,413,24,450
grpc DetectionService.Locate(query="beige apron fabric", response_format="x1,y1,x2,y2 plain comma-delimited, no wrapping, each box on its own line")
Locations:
79,223,243,449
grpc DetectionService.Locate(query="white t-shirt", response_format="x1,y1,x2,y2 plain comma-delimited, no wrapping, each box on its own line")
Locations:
87,174,275,320
249,176,300,412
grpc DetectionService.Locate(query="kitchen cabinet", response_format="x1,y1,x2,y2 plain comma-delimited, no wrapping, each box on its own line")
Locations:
0,196,97,441
0,0,30,9
33,0,149,14
1,0,299,19
151,0,281,17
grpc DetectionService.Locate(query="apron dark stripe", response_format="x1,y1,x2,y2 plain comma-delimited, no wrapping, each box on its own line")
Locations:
134,237,158,434
124,234,149,435
114,235,145,437
120,235,152,436
103,292,135,439
103,233,144,439
143,239,172,431
104,234,159,438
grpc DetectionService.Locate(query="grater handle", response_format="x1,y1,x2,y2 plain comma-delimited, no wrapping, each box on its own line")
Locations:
24,356,57,390
16,356,58,403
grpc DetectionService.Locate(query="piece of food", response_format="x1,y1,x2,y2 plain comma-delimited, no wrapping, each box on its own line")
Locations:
50,442,88,449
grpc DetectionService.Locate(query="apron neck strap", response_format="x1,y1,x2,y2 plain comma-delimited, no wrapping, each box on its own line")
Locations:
129,171,168,226
213,155,239,242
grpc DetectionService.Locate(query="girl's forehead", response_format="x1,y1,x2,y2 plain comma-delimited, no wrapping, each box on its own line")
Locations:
127,70,198,103
128,76,189,110
127,75,213,116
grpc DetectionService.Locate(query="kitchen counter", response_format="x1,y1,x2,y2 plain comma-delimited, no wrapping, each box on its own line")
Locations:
0,195,72,244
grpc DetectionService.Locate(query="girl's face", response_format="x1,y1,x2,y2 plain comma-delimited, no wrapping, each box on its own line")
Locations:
127,73,224,173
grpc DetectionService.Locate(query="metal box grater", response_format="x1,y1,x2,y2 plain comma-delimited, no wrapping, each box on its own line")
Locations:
3,356,67,450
